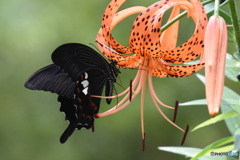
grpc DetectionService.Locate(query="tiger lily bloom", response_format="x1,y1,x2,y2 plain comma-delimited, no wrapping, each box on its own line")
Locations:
204,15,227,117
95,0,208,148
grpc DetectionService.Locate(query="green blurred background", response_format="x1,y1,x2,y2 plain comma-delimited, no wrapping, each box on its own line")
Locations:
0,0,239,159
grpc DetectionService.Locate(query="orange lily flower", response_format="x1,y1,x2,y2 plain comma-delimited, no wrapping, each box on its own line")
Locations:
95,0,208,148
204,15,227,117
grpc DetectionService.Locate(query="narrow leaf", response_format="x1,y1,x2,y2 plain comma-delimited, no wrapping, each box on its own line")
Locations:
180,99,238,107
190,137,234,160
222,86,240,114
191,111,239,132
158,146,236,160
196,73,205,84
158,146,202,157
233,52,240,61
225,54,240,82
233,129,240,150
179,99,206,106
210,144,234,153
222,104,240,135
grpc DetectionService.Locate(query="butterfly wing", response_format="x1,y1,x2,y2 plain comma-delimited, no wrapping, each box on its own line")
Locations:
59,72,100,143
51,43,111,82
58,95,79,144
51,44,119,138
58,96,75,125
24,64,75,98
25,43,118,143
51,43,118,105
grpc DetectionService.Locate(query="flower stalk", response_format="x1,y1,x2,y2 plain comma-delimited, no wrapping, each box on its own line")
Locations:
228,0,240,52
214,0,220,15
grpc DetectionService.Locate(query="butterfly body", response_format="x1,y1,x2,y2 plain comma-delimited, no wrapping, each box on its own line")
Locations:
25,43,119,143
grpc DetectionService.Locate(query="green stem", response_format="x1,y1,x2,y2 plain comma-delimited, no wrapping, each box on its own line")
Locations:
160,0,214,32
214,0,220,15
228,0,240,52
161,11,187,32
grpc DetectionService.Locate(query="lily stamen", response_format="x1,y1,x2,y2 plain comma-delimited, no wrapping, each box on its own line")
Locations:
129,79,133,102
181,125,190,145
148,73,185,133
173,100,179,123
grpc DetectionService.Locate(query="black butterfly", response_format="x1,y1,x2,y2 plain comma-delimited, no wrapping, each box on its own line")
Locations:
24,43,119,143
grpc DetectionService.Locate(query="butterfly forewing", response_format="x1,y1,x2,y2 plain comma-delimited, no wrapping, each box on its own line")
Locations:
24,64,75,98
51,43,118,105
51,43,111,82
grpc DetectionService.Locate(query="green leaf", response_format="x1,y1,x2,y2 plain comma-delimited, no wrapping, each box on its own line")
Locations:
222,102,240,135
222,85,240,114
179,99,238,107
196,73,205,84
222,86,240,135
210,144,234,153
221,83,240,135
190,137,234,160
179,99,206,106
233,52,240,61
204,2,215,14
158,146,201,157
191,111,239,132
219,10,234,42
203,0,229,14
225,54,240,82
158,146,236,160
233,129,240,150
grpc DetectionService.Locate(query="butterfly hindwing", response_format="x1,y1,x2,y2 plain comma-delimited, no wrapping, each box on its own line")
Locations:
58,95,78,144
58,96,76,125
59,72,99,143
74,73,98,129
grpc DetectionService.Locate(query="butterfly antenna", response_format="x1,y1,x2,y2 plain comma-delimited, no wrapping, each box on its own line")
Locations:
113,80,125,91
117,69,123,85
112,84,119,106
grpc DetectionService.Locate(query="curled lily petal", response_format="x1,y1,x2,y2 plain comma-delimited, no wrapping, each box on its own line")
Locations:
204,15,228,117
149,0,206,64
129,0,192,57
96,0,146,67
160,6,180,50
97,0,207,77
97,0,146,54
